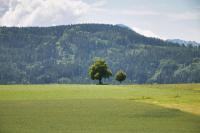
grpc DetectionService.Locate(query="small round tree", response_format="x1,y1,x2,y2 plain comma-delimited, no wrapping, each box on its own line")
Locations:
115,70,126,83
89,59,112,84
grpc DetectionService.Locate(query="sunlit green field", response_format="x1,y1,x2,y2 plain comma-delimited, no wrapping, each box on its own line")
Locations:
0,84,200,133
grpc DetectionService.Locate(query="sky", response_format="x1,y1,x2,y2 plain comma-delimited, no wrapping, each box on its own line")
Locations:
0,0,199,42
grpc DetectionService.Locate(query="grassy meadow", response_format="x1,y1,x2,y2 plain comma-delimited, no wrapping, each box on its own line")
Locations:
0,84,200,133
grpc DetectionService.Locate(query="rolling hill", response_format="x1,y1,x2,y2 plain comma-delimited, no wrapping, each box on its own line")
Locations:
0,24,200,84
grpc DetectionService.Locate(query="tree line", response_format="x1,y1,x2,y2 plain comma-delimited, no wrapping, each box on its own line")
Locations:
0,24,200,84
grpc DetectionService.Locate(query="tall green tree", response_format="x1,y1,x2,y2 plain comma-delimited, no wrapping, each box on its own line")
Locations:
115,70,126,83
89,59,112,84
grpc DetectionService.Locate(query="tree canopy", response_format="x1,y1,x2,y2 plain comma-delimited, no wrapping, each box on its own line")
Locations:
115,70,126,83
89,59,112,84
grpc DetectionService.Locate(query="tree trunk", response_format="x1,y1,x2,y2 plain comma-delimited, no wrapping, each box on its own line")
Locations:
99,79,103,84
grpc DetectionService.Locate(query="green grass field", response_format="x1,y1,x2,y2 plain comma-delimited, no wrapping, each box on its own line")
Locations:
0,84,200,133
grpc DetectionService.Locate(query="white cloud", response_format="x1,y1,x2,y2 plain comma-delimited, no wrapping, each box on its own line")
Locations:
130,26,164,39
0,0,10,16
167,12,200,21
0,0,90,26
0,0,198,42
0,0,161,39
91,0,107,7
120,10,160,16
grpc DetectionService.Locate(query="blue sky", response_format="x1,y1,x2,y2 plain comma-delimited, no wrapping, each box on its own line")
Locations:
82,0,200,42
0,0,199,42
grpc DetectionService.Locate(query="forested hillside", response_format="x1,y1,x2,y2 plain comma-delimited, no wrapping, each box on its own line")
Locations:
0,24,200,84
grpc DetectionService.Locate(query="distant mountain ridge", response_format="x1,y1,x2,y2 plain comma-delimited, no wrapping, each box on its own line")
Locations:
0,24,200,84
167,39,200,47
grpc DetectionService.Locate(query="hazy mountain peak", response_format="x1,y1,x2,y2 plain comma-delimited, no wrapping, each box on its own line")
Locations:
167,39,200,46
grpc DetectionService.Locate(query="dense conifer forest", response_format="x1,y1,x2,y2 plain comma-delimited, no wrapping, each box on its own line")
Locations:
0,24,200,84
